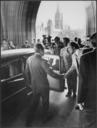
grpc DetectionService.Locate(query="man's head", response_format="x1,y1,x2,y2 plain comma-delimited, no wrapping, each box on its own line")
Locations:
34,43,44,56
63,37,70,47
54,36,60,44
74,37,78,42
68,42,79,54
90,32,97,47
25,40,28,45
2,39,9,50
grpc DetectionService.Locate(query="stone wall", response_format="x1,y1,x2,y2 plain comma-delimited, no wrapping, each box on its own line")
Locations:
1,1,40,47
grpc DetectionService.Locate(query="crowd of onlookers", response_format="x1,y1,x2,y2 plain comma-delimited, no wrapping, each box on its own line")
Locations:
1,39,16,51
1,35,94,57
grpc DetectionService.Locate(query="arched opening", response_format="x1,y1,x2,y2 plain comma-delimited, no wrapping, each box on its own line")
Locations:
1,1,96,127
36,1,96,42
1,1,96,47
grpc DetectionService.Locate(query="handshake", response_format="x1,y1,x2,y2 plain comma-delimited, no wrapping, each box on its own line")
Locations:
59,73,67,79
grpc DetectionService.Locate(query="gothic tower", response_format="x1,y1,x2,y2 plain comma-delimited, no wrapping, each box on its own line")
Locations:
55,5,63,29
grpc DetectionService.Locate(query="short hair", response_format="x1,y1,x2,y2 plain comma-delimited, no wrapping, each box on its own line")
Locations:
54,36,60,42
34,43,44,52
70,42,79,49
74,37,78,42
90,32,97,47
63,37,70,45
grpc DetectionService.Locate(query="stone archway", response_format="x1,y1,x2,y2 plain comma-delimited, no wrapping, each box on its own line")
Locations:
1,1,40,47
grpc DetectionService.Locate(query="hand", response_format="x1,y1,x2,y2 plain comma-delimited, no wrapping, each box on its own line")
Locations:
60,73,64,79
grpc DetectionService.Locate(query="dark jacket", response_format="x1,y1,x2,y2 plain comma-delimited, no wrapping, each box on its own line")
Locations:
78,48,96,110
82,47,93,54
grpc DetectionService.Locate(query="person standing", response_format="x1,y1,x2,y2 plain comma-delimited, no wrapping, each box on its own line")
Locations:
24,43,64,123
77,33,97,128
54,36,63,55
64,42,79,98
60,37,71,73
60,37,72,89
1,39,9,51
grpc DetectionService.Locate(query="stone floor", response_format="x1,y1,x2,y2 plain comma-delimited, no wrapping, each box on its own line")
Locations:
2,89,82,128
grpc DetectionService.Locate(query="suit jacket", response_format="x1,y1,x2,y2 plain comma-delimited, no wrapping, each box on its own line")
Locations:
82,47,93,54
24,53,62,94
78,48,96,110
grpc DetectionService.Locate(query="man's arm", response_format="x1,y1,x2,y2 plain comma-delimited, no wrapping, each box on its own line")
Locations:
42,59,64,79
65,63,76,78
65,54,78,78
60,48,66,73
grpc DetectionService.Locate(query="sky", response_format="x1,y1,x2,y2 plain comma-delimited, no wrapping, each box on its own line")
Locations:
36,1,92,30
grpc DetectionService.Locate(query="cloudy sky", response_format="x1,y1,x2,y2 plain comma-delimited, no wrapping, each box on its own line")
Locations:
36,1,92,30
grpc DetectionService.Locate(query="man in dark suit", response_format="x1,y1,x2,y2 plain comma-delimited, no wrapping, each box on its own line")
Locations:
77,32,97,128
24,43,63,123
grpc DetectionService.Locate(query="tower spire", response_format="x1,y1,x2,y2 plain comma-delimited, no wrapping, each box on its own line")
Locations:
55,3,63,29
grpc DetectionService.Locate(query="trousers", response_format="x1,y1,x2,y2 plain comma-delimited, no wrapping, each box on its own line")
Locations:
67,70,77,95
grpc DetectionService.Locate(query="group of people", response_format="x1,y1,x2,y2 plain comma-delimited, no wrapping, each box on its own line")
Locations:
1,32,96,127
1,39,16,51
1,35,87,53
1,39,32,51
24,32,97,127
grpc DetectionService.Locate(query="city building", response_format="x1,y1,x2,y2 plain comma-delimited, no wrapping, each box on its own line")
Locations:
55,5,63,30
